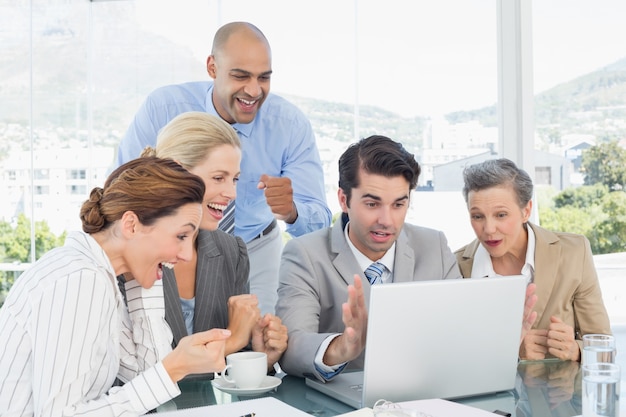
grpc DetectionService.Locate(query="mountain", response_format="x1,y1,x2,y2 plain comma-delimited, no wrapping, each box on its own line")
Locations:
0,3,426,154
282,94,426,148
446,57,626,146
0,3,205,144
1,2,625,155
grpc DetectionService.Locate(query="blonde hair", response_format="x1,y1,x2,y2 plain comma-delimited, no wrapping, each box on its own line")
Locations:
141,112,240,171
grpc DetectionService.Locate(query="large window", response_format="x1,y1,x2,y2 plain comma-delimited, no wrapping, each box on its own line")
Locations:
532,0,626,178
0,0,496,255
1,0,625,302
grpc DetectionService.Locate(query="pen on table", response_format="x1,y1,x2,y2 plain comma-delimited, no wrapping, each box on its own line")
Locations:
239,414,255,417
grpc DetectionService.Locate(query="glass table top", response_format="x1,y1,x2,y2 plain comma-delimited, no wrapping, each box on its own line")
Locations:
156,359,597,416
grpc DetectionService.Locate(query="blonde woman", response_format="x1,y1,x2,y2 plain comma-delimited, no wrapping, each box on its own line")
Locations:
142,112,287,371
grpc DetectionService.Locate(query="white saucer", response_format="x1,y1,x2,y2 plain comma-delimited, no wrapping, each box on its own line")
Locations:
211,375,282,396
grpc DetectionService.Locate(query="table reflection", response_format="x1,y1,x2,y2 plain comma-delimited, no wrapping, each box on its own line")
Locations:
158,361,588,416
157,374,354,416
514,360,581,417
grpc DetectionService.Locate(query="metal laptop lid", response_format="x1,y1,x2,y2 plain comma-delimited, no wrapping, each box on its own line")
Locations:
361,276,527,407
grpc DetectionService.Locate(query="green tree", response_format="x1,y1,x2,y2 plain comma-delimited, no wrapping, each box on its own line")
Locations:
553,183,609,209
539,204,596,238
0,214,65,306
540,184,626,254
593,192,626,254
0,219,27,262
581,141,626,190
7,213,64,262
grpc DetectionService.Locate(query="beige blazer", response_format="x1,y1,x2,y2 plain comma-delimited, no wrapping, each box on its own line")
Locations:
455,223,612,355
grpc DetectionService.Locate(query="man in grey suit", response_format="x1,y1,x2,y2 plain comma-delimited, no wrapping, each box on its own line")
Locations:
276,135,461,381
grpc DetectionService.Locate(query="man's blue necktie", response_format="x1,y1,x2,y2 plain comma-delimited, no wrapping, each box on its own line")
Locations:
364,262,385,285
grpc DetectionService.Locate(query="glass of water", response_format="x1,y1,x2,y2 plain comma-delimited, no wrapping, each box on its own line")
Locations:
583,334,616,365
582,362,620,417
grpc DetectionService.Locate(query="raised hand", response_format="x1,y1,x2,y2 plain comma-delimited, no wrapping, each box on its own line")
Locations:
251,313,288,369
546,316,580,361
163,328,231,382
258,174,297,223
226,294,261,354
520,282,538,344
520,328,549,360
519,316,580,362
323,275,368,366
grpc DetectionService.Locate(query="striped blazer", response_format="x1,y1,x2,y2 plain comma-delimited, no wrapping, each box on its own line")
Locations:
163,229,250,347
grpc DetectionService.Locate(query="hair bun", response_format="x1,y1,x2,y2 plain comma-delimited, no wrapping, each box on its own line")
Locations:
80,187,106,233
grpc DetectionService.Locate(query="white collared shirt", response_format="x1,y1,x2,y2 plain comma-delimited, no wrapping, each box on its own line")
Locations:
344,221,396,283
470,224,536,284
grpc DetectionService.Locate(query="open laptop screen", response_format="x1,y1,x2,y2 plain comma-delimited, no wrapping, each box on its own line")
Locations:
307,275,528,408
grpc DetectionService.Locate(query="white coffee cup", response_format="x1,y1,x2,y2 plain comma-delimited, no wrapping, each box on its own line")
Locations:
218,351,267,389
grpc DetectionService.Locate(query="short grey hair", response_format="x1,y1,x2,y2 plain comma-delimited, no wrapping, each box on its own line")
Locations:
461,158,533,208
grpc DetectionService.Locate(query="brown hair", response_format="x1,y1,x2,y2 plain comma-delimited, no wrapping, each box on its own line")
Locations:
338,135,421,206
80,156,205,234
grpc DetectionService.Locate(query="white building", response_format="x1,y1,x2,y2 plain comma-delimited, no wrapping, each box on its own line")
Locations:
1,147,115,234
432,150,571,192
420,117,498,185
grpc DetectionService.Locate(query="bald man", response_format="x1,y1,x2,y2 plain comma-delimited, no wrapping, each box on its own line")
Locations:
117,22,331,315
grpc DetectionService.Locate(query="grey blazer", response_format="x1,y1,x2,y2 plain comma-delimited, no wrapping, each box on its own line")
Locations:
276,217,460,380
163,229,250,347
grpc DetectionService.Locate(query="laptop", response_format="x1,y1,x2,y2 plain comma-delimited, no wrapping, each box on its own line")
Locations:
305,275,528,408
